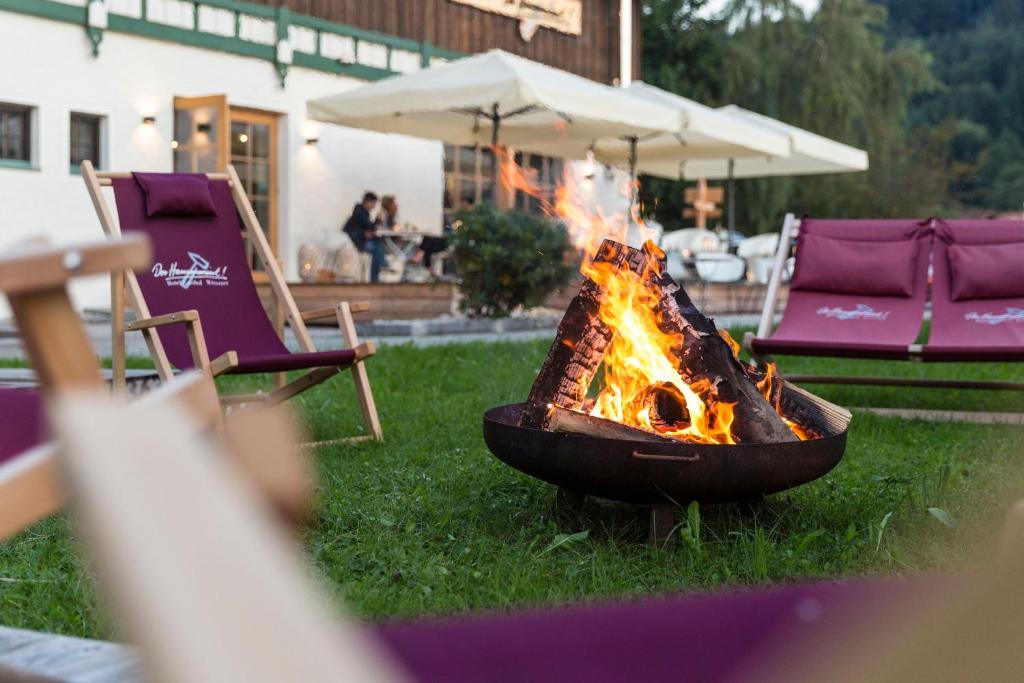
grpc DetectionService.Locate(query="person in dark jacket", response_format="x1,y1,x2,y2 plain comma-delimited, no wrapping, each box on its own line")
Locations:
343,191,386,283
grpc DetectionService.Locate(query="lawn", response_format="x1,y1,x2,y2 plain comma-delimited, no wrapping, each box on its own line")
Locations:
2,334,1024,640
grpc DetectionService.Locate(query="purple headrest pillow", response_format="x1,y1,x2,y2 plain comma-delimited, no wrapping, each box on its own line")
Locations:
948,241,1024,301
133,172,217,218
791,232,919,297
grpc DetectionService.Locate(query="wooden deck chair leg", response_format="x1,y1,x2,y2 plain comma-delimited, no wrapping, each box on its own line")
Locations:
336,302,383,441
111,270,126,395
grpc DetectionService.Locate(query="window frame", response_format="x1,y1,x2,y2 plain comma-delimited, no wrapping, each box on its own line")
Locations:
69,111,105,173
0,102,35,170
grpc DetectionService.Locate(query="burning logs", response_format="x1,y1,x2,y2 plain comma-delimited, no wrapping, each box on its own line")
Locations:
519,241,649,430
520,238,799,444
639,242,798,444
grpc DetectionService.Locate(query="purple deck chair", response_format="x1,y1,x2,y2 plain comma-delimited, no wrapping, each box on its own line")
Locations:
749,217,931,361
746,214,1024,415
376,576,948,682
924,219,1024,362
0,387,44,468
0,387,51,539
82,162,381,442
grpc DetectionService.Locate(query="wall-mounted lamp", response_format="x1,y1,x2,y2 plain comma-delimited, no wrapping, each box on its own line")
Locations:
305,137,319,145
142,115,156,125
170,140,179,150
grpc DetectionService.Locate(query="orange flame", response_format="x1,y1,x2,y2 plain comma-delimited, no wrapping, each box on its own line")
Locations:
755,362,813,440
496,146,810,444
584,248,737,444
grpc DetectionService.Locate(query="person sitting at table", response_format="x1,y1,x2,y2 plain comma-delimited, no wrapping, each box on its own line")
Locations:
376,195,399,230
343,191,386,283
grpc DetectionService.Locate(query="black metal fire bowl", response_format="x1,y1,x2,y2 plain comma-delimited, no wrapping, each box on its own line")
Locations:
483,384,851,505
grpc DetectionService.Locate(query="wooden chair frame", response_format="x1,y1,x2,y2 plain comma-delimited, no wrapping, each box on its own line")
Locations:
743,213,1024,423
81,161,382,442
0,237,312,540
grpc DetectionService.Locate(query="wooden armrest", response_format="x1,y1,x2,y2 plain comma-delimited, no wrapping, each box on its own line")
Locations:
126,310,199,331
354,341,376,361
0,235,151,294
300,302,370,321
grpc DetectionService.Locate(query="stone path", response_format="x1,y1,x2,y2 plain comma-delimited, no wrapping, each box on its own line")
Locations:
0,314,764,363
0,627,140,683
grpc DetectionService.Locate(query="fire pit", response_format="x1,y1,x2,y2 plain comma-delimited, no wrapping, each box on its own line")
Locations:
482,238,852,541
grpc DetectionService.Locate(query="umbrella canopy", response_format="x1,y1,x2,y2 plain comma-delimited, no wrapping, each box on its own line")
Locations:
586,82,791,179
306,49,679,158
679,105,869,180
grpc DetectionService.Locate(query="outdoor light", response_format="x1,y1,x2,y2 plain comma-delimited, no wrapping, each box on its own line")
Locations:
238,133,249,144
142,116,156,125
170,140,179,150
297,243,323,283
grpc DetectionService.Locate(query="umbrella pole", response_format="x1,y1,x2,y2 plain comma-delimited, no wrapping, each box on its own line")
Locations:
728,158,736,233
628,136,638,227
491,105,502,206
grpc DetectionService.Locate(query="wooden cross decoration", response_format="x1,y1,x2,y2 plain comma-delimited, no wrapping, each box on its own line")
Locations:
683,178,724,229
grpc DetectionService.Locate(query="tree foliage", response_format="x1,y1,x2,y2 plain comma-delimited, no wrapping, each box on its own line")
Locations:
640,0,1022,233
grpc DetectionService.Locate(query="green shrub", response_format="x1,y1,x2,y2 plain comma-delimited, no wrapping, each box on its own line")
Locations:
451,204,575,318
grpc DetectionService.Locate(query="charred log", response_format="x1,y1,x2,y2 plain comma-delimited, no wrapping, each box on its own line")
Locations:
519,240,648,429
639,242,798,444
547,405,672,443
629,382,691,433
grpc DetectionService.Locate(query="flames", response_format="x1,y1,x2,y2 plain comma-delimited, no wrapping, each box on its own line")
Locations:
583,251,737,444
497,146,809,444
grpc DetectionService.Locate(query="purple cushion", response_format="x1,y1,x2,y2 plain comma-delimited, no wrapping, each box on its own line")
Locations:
791,233,918,297
948,241,1024,301
133,173,217,218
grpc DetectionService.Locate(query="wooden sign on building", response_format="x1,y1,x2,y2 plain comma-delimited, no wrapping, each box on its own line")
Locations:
449,0,583,36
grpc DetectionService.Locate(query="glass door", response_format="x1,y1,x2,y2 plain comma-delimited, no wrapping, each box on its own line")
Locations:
229,108,278,274
172,95,228,173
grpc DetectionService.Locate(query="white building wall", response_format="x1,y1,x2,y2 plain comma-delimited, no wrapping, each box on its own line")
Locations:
0,11,443,313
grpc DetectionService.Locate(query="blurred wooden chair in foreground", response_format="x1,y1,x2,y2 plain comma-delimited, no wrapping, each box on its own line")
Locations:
0,236,311,542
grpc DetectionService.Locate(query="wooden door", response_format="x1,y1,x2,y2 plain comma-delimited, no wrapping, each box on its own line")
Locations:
229,107,278,275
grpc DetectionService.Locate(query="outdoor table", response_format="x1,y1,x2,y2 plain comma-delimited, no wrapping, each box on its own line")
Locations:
376,229,433,281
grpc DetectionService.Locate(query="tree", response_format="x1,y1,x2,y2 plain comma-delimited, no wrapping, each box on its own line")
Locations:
640,0,947,233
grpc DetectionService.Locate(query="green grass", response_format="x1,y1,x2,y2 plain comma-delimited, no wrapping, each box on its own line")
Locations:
2,334,1024,639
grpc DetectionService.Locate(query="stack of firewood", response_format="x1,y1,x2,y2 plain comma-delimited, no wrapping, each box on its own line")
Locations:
519,239,799,445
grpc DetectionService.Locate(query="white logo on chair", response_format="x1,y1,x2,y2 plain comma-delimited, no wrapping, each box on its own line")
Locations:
965,308,1024,326
152,252,229,289
815,304,890,321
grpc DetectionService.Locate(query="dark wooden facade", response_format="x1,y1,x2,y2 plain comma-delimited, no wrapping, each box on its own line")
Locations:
252,0,641,83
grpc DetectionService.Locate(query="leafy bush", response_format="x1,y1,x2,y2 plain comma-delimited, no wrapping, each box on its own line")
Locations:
451,204,574,318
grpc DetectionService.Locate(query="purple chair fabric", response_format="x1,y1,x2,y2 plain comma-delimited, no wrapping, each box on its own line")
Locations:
111,175,358,375
0,387,45,467
924,219,1024,362
134,172,218,218
376,578,949,683
752,219,931,360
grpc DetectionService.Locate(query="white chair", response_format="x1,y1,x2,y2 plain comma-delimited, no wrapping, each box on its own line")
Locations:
695,253,746,283
737,233,781,284
660,229,722,282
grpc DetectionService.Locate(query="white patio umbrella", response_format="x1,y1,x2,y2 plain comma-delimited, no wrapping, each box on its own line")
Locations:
587,82,791,182
682,105,869,231
679,105,869,181
306,49,679,159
